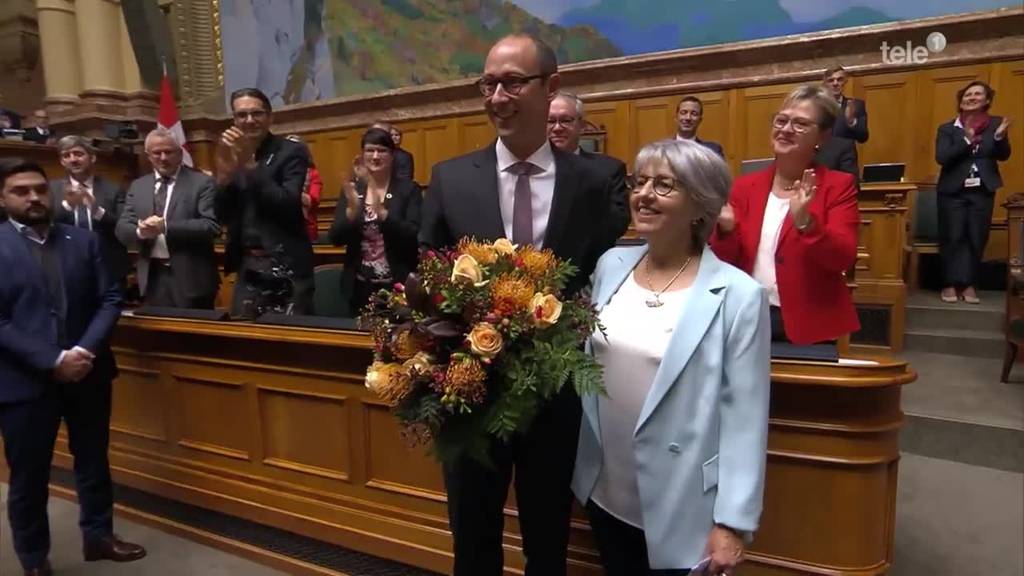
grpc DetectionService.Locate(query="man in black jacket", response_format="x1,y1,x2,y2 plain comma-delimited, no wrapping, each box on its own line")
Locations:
816,66,868,177
420,35,628,576
214,88,313,316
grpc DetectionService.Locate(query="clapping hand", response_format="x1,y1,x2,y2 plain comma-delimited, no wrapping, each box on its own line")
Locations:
717,203,737,234
995,117,1013,140
214,127,255,185
703,525,745,576
789,168,816,231
65,181,86,207
137,215,165,239
844,99,857,126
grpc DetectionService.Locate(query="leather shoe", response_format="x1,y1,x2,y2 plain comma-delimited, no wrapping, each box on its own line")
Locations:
24,560,52,576
83,534,147,562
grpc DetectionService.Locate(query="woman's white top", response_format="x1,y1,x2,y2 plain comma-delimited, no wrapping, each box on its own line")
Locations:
752,192,791,307
591,272,691,528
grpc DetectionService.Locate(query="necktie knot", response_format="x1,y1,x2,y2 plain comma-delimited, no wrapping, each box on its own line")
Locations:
508,161,541,177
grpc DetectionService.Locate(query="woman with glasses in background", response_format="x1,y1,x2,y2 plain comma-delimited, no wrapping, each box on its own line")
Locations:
711,83,860,345
329,127,422,315
573,139,770,576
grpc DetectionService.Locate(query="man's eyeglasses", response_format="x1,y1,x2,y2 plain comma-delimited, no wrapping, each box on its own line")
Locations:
771,114,817,134
475,74,546,97
233,110,268,121
547,116,578,128
626,175,680,197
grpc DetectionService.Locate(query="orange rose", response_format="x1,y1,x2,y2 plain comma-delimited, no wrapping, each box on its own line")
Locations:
451,254,487,286
530,293,563,328
467,322,503,358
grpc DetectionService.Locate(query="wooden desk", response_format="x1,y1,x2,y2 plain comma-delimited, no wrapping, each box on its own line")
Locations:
0,317,915,575
852,182,913,351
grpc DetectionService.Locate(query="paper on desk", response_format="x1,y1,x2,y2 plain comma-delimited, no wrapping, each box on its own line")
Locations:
837,358,880,366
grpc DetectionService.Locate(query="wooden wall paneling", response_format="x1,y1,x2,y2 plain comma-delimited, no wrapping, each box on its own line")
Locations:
258,386,352,482
628,96,676,162
174,373,252,462
418,119,461,184
859,72,918,169
689,90,730,161
457,114,495,157
109,362,168,443
581,99,630,164
318,129,363,200
985,60,1024,263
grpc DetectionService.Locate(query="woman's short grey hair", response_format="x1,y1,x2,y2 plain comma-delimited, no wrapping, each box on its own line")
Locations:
780,83,840,129
57,135,95,155
634,139,732,248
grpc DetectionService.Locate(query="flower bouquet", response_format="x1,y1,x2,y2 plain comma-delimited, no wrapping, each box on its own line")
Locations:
361,238,604,463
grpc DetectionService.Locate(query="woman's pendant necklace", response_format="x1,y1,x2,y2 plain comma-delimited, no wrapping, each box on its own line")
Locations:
644,256,693,308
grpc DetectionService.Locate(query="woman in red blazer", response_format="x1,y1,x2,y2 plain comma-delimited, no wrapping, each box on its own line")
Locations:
712,84,860,345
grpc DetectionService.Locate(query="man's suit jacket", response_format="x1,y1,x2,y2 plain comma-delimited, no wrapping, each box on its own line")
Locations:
936,116,1012,195
710,163,860,344
817,96,867,178
329,177,422,306
22,127,52,144
0,222,122,403
579,149,630,245
393,147,415,181
215,132,313,279
116,166,221,304
50,175,130,284
696,138,725,158
572,245,770,569
419,142,629,294
831,96,868,143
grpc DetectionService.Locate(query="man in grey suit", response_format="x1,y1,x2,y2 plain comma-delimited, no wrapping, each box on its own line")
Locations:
50,136,130,287
116,129,221,309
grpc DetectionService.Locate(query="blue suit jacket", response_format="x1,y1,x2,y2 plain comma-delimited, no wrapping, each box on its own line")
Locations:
0,221,122,403
572,245,771,569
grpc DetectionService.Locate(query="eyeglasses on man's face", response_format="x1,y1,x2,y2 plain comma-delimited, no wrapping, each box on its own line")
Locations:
626,175,680,197
546,116,578,128
475,74,546,97
771,113,818,134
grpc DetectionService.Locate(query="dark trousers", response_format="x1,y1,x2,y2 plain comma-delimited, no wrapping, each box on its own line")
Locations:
938,187,994,288
0,379,114,570
585,501,691,576
231,255,313,317
145,261,215,309
442,386,582,576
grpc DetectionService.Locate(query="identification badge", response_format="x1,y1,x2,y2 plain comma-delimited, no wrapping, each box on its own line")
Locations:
965,177,982,188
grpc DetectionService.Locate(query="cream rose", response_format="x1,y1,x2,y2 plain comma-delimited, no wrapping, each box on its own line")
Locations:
365,361,397,392
467,322,503,358
403,351,434,375
531,293,563,328
492,238,517,256
451,254,487,286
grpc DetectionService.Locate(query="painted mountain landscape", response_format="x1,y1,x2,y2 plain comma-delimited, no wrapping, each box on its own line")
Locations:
220,0,1018,104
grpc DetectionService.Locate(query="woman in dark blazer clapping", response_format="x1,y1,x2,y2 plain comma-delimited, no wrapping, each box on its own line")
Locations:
329,128,422,315
935,81,1012,304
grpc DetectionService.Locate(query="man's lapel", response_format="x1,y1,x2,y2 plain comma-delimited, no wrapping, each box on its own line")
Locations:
545,149,579,253
471,145,506,240
166,169,186,218
136,174,156,219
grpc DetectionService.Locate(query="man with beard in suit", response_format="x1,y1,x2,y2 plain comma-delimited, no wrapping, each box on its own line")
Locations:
0,159,146,576
547,91,629,244
420,34,628,576
816,66,869,177
116,129,221,309
214,87,313,316
49,136,130,288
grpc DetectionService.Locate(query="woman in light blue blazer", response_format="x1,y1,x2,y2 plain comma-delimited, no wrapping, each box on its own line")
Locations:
573,140,771,575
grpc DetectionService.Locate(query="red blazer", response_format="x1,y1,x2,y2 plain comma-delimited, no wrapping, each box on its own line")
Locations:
305,166,323,242
711,164,860,344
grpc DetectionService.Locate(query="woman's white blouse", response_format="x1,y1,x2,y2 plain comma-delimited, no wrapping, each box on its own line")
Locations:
590,272,691,528
751,192,790,307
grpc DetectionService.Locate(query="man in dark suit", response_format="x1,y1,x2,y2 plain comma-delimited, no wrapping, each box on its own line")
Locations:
0,159,146,576
49,135,130,287
816,66,868,177
420,35,628,576
372,121,415,181
675,95,725,157
116,129,220,309
22,110,55,145
547,91,630,244
214,87,313,317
